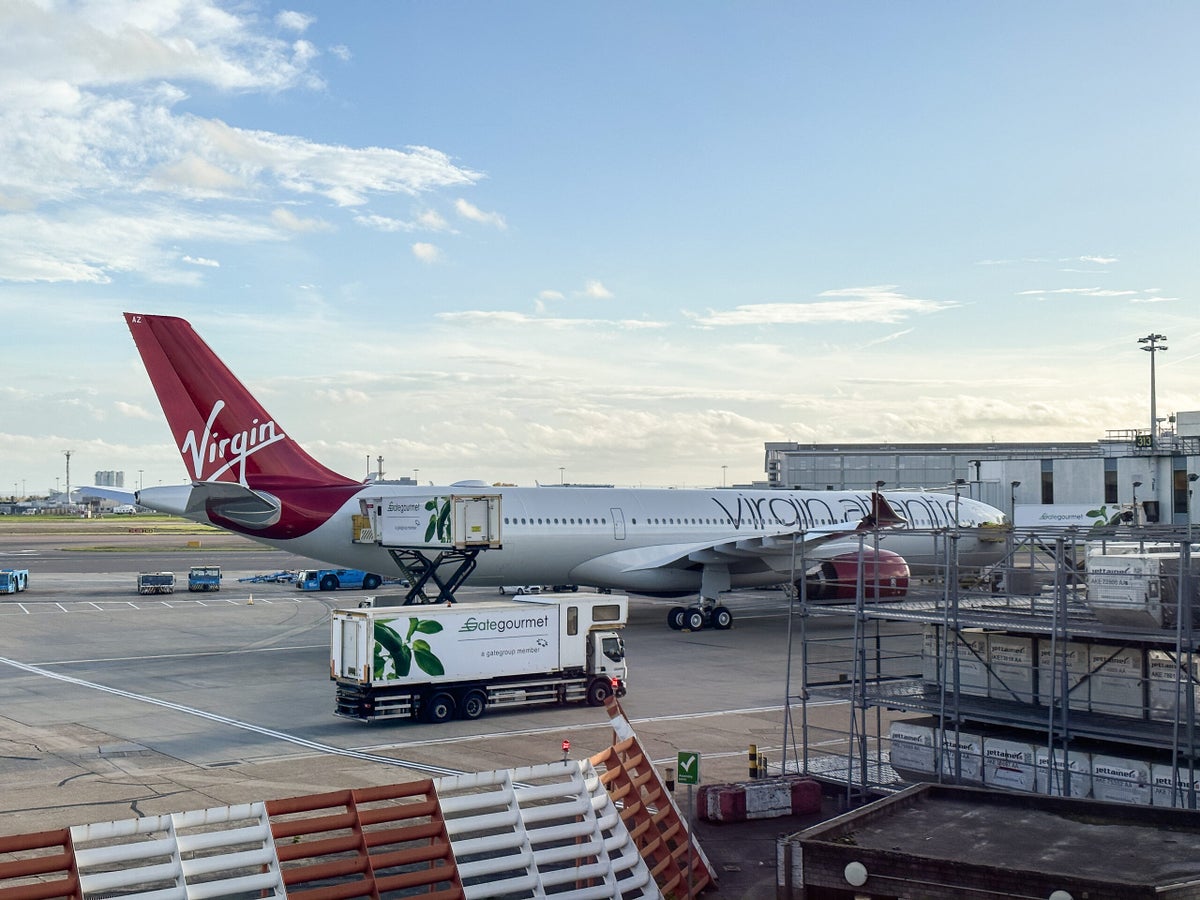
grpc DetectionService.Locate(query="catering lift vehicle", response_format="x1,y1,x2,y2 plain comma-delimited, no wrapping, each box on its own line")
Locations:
116,312,1011,631
331,594,628,723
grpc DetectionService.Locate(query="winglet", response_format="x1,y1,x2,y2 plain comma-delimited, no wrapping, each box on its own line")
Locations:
858,492,908,531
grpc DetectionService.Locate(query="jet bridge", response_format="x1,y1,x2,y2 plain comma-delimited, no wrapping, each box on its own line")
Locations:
353,493,501,604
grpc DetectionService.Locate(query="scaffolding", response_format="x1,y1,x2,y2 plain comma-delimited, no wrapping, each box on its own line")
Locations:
784,524,1200,809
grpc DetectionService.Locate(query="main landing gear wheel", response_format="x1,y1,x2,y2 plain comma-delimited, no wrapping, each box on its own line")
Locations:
667,606,686,630
684,607,705,631
711,605,733,630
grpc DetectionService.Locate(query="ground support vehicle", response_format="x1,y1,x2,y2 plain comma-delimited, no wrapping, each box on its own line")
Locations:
187,565,222,592
331,594,628,723
0,568,29,594
237,571,298,584
297,568,383,591
137,572,175,595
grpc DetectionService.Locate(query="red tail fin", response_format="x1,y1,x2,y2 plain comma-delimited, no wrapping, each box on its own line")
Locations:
125,313,357,490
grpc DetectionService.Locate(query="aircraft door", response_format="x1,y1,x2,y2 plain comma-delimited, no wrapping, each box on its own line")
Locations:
610,507,626,540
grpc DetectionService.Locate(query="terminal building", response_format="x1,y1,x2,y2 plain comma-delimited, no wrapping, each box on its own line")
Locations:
765,411,1200,528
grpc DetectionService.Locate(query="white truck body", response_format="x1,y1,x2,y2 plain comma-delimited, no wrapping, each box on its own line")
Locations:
331,594,628,722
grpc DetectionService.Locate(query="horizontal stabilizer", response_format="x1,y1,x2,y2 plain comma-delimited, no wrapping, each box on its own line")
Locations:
77,486,137,505
136,482,281,529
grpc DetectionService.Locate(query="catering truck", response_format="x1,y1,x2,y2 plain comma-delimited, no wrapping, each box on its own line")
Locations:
331,594,628,723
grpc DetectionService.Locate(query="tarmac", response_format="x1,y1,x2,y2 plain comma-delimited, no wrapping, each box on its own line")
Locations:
0,525,876,898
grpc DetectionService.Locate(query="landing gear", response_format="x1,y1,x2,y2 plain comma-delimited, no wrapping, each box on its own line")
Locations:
664,600,735,631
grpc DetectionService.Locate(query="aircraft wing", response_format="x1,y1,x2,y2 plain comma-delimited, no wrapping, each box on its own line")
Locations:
570,492,906,583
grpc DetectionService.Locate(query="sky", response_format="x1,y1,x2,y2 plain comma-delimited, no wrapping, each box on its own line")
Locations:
2,1,1198,497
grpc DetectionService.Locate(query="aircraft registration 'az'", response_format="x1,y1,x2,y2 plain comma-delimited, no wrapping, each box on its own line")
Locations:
122,313,1009,631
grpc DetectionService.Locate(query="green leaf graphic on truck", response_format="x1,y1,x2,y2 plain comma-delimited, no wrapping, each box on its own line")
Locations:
374,618,445,680
424,497,452,544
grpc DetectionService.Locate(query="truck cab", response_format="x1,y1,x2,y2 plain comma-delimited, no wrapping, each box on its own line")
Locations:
0,569,29,594
297,568,383,591
187,565,222,592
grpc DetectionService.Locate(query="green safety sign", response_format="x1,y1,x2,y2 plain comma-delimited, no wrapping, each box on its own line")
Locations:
677,750,701,786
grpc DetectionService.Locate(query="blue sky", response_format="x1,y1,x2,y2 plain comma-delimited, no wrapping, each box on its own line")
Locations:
2,1,1197,497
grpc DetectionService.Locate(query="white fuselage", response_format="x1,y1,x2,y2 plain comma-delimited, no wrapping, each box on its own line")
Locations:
157,484,1007,592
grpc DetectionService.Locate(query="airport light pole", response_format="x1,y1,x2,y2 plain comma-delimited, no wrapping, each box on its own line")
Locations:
1139,333,1168,446
1189,473,1198,543
953,478,965,527
1132,480,1142,525
559,466,565,485
1010,481,1021,522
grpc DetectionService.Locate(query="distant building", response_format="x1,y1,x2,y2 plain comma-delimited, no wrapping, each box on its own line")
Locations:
94,470,125,487
765,411,1200,526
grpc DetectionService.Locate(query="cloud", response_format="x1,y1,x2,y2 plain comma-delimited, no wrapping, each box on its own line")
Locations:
181,255,219,268
114,401,155,420
438,310,667,330
0,1,484,284
271,207,332,233
580,280,613,300
1016,287,1139,297
412,242,441,263
276,11,316,33
690,286,958,327
0,206,283,283
455,198,506,229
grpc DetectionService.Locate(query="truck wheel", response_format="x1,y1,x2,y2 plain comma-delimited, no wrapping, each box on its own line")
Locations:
667,606,686,630
362,574,382,590
586,679,612,707
319,574,338,591
684,607,705,631
424,692,455,724
460,689,487,720
712,606,733,630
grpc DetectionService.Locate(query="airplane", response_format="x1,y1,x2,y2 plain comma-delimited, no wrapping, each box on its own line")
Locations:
119,312,1010,631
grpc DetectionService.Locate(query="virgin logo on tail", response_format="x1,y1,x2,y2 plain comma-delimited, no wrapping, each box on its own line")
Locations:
181,400,287,484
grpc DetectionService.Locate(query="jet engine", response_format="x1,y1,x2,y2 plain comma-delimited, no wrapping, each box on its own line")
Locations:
800,547,910,602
